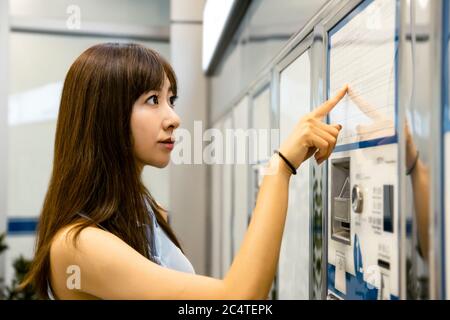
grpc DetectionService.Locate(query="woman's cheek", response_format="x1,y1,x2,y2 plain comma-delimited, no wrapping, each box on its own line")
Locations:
132,109,170,168
132,111,158,158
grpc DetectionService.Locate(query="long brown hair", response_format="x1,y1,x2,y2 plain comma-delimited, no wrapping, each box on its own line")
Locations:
20,43,183,299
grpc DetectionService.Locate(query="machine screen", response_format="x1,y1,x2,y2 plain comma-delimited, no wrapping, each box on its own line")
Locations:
329,0,397,147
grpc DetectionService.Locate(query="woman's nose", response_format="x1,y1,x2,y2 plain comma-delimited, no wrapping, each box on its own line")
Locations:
163,107,181,130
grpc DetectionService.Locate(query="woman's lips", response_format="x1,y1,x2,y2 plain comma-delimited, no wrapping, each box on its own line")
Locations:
159,141,174,151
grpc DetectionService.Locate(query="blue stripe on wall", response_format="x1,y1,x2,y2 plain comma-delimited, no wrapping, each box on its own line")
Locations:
333,135,398,153
7,217,39,235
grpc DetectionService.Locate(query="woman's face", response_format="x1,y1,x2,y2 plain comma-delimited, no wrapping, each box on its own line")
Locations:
131,75,180,169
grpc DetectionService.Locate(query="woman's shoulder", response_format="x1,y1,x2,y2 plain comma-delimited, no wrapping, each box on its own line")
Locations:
48,221,153,299
49,222,116,299
50,220,127,267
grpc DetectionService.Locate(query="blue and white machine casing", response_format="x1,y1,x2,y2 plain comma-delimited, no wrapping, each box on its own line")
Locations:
327,145,399,300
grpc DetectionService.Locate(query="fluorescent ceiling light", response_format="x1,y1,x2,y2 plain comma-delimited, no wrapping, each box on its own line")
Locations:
202,0,236,73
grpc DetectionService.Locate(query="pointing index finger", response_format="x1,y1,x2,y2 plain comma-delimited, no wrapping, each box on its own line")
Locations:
313,84,348,118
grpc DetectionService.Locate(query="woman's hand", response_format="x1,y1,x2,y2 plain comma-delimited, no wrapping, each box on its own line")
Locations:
278,85,348,170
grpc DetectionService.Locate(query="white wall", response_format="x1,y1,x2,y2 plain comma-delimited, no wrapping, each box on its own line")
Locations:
4,0,171,287
10,0,170,27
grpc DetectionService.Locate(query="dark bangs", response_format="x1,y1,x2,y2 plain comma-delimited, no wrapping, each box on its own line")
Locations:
125,43,177,100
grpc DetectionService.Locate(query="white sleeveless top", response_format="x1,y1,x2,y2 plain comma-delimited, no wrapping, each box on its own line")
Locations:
47,202,195,299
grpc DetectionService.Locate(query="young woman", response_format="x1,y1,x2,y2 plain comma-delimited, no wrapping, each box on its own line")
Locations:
21,43,347,299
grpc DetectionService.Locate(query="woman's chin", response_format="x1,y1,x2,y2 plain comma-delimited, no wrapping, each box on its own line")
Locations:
150,157,170,168
155,162,169,169
139,152,171,169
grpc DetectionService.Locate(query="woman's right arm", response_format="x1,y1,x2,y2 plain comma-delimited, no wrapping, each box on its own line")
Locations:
52,86,347,300
224,86,346,298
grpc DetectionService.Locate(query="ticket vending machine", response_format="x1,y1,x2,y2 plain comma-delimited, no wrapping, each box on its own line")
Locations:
326,0,400,300
249,79,278,299
276,43,312,299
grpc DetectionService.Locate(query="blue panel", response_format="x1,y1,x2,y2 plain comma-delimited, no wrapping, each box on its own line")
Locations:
444,0,450,134
333,135,397,153
8,217,38,235
327,264,378,300
327,234,399,300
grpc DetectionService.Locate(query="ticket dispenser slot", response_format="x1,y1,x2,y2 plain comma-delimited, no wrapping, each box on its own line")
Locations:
331,157,351,245
378,259,391,300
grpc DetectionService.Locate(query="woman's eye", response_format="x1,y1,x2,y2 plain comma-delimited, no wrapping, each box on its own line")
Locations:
146,95,159,105
169,96,178,107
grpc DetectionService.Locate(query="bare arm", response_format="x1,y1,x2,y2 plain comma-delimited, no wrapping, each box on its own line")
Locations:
224,86,347,298
51,86,347,300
